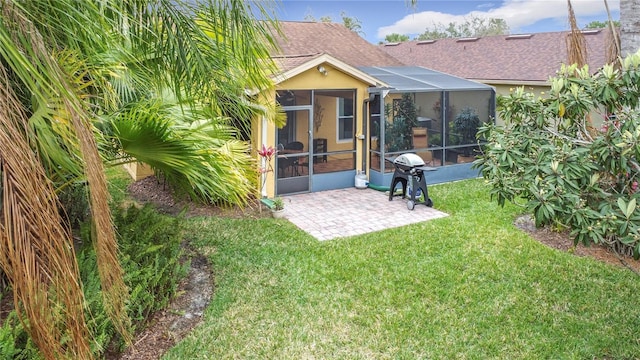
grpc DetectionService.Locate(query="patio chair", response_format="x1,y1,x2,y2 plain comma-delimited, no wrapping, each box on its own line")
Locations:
284,141,304,151
280,141,304,176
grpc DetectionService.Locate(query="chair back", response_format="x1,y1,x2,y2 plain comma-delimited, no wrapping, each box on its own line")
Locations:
285,141,304,151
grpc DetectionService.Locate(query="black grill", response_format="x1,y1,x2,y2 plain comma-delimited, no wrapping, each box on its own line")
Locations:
388,153,436,210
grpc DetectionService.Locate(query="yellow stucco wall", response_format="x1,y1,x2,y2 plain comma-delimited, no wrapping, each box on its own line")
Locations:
251,90,275,198
488,83,604,128
488,83,549,126
255,63,373,198
123,162,155,181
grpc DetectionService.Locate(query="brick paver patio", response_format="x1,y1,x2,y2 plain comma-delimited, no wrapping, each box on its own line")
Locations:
279,187,449,241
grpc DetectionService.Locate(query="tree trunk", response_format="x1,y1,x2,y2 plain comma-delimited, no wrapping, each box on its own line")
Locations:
621,0,640,56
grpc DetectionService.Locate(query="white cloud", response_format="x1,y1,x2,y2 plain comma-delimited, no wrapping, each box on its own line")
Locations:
377,0,620,39
477,2,498,9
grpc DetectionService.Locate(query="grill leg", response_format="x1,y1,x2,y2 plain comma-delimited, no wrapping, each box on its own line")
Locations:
389,170,408,201
410,171,433,208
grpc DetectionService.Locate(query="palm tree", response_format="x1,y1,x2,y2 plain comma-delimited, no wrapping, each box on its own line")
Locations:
95,0,284,205
621,0,640,56
0,0,281,358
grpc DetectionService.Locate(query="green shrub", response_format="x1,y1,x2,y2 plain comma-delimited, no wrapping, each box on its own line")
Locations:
105,167,134,205
0,312,42,360
58,179,90,229
57,167,131,236
475,50,640,257
453,106,481,144
1,204,187,358
84,204,188,353
385,93,418,152
112,205,188,325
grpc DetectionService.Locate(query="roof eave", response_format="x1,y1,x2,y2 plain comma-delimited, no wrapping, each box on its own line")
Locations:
272,53,388,87
473,79,550,87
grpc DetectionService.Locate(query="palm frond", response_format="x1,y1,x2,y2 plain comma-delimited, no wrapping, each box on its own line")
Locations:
111,100,258,206
566,0,587,67
66,99,132,347
1,1,132,352
2,0,284,356
0,62,92,360
116,0,281,122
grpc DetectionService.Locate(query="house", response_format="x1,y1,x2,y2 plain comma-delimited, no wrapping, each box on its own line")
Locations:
124,25,619,197
255,22,496,197
379,29,614,124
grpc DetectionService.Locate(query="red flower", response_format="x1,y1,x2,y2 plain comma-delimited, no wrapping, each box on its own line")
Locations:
258,144,277,197
258,144,276,160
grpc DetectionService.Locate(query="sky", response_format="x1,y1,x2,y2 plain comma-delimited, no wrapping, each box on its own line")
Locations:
270,0,620,44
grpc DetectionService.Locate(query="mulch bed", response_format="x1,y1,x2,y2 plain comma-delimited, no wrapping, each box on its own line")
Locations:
125,176,270,219
514,214,640,273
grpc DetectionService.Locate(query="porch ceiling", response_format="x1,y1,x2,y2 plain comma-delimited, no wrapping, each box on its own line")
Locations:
359,66,495,93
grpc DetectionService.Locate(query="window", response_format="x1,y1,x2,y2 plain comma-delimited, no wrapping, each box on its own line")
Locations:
369,94,381,138
337,97,354,141
277,111,297,146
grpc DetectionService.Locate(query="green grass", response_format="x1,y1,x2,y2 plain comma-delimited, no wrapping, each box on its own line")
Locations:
163,179,640,359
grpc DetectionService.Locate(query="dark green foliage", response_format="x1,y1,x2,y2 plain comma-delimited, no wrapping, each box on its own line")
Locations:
113,205,188,325
76,249,117,354
1,204,187,358
105,167,134,206
416,15,509,40
385,116,413,152
385,93,418,153
394,93,418,128
384,33,410,43
0,312,41,360
58,180,90,229
58,167,131,231
475,52,640,257
453,107,481,144
585,20,620,29
83,204,187,353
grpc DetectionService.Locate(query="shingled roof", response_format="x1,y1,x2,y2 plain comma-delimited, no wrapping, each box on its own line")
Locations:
272,21,404,72
379,29,614,84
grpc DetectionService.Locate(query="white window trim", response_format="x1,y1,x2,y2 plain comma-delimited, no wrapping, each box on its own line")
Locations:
336,98,354,143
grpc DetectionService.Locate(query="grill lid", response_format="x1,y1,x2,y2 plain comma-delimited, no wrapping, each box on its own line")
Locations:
394,153,426,168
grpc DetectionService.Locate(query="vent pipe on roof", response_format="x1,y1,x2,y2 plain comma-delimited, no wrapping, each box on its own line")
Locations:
580,29,602,35
506,34,533,40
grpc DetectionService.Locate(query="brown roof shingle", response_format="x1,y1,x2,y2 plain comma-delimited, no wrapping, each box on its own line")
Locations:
272,21,404,70
379,30,613,83
272,53,323,73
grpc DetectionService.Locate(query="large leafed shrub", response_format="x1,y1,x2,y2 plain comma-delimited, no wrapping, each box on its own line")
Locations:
475,50,640,257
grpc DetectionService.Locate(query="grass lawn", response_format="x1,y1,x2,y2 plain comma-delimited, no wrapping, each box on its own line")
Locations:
163,179,640,359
